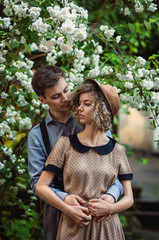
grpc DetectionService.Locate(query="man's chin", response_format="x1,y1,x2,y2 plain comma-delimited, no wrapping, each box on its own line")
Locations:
61,107,71,113
62,104,71,111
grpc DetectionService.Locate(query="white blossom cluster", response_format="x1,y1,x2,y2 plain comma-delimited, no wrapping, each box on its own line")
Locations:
0,121,10,136
28,7,41,20
3,0,28,17
37,3,88,55
69,40,114,81
101,66,113,76
6,130,17,142
30,42,39,52
17,95,28,107
1,91,8,99
0,0,125,96
1,0,87,58
5,106,18,124
116,71,134,82
0,144,26,178
122,0,157,15
0,64,6,71
32,18,51,33
12,1,28,18
100,25,115,39
0,17,11,28
1,145,13,157
0,51,6,64
11,59,34,92
19,117,32,130
118,57,159,127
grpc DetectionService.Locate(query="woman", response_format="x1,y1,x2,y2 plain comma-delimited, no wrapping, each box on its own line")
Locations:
36,78,134,240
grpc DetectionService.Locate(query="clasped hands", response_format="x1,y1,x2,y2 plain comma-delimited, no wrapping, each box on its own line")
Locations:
64,194,114,226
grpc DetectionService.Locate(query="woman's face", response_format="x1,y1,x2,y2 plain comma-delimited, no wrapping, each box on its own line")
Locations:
78,92,94,125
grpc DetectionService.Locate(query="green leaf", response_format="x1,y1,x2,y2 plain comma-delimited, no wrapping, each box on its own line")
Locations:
11,86,17,93
4,41,11,50
155,21,159,28
123,144,134,157
15,177,26,182
24,43,31,54
149,17,159,24
113,116,118,125
122,107,130,114
135,23,140,34
119,214,127,227
128,23,136,34
144,20,151,30
138,158,148,165
148,54,159,60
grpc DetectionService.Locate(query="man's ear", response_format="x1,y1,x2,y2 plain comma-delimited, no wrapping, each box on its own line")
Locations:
38,96,47,104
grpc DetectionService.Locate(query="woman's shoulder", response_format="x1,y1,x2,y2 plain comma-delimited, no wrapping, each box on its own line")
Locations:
114,142,126,152
52,136,71,154
57,136,70,145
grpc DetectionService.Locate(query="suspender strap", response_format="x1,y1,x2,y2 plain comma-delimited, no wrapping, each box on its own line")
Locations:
40,119,64,191
40,120,51,156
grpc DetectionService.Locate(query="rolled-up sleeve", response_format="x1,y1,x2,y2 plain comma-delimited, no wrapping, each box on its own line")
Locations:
106,177,123,202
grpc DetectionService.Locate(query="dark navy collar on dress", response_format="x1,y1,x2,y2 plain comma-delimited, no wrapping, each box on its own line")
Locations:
69,134,116,155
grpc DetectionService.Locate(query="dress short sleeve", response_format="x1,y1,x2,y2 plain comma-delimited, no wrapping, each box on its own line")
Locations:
43,136,70,174
115,144,133,181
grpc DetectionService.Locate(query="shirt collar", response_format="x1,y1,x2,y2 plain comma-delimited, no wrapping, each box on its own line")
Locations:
69,134,116,155
45,110,71,125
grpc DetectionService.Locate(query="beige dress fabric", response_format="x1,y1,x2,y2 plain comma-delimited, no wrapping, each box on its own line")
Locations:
45,135,132,240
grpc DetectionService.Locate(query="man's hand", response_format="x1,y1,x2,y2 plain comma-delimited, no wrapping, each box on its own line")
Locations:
64,194,86,206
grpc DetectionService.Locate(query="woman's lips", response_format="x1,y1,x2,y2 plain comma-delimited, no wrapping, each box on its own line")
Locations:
79,114,84,118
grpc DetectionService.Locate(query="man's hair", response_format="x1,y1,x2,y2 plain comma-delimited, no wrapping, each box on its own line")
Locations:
71,83,112,132
32,66,66,97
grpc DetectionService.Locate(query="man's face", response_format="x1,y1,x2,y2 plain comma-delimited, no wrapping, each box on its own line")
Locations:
39,77,71,114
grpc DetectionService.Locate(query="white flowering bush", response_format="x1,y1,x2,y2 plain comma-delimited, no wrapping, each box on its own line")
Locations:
0,0,159,238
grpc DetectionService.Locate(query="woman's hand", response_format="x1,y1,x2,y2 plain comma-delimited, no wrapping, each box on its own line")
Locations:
88,180,134,222
91,194,114,222
66,205,92,226
88,198,112,218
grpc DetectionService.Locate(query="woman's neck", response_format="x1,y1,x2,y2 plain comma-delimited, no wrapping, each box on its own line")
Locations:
77,125,109,147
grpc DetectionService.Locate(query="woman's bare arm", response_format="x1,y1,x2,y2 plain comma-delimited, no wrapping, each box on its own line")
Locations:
88,180,133,217
36,171,91,225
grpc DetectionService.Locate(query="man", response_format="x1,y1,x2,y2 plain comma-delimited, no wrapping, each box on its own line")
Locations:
28,66,123,240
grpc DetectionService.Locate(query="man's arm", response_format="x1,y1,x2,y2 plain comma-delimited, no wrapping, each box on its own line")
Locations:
27,127,68,200
105,130,123,202
105,177,123,202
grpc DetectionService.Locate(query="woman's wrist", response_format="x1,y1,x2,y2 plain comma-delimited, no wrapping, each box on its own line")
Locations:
108,203,115,214
63,203,72,216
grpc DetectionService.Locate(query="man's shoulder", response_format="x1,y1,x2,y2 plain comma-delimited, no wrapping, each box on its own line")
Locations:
28,122,41,138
